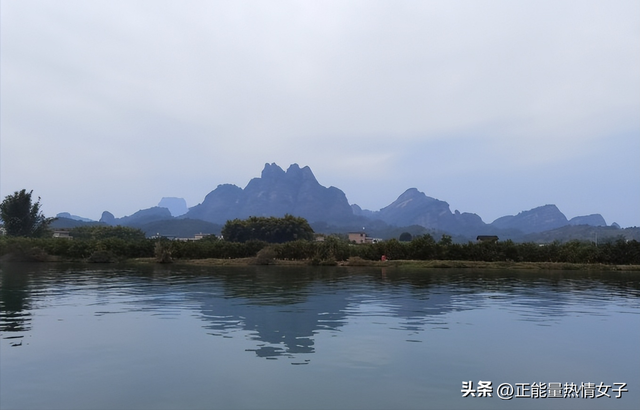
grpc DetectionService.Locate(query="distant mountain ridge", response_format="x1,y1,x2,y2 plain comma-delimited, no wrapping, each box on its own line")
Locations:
56,212,93,222
371,188,486,235
58,162,617,240
490,204,569,234
186,163,354,225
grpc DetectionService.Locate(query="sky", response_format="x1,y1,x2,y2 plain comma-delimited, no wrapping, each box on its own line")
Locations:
1,0,639,227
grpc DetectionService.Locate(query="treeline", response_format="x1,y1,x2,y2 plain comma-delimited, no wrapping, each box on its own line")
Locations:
1,231,639,265
341,235,640,265
271,235,640,265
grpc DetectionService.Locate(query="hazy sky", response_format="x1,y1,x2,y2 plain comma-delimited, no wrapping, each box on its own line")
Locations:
2,0,639,227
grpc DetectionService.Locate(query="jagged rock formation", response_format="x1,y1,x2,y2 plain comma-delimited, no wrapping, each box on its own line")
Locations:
158,197,188,217
186,163,354,225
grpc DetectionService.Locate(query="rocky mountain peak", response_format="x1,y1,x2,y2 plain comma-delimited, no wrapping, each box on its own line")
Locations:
186,163,353,225
382,188,438,211
260,163,286,180
374,188,456,229
286,163,318,184
394,188,425,203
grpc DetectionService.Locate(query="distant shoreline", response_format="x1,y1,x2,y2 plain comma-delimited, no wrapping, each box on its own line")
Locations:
3,255,640,271
124,257,640,271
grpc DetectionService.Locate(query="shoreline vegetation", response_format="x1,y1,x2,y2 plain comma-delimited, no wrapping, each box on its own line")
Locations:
139,257,640,272
0,237,640,271
2,256,639,272
1,221,639,271
3,194,639,271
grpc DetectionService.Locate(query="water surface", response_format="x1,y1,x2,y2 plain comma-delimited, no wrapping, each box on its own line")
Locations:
1,263,639,409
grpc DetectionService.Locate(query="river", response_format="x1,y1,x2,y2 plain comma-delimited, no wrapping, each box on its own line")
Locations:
1,263,639,409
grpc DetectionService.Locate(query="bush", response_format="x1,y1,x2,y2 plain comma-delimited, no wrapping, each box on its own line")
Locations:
155,241,173,263
254,246,277,265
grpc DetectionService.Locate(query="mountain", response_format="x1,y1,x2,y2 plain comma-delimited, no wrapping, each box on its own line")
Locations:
522,225,640,243
100,211,116,225
185,184,243,224
355,191,609,239
362,188,486,237
351,204,375,218
88,163,612,242
118,207,173,226
568,214,607,226
186,163,354,225
99,207,173,227
489,205,569,234
50,217,102,229
56,212,94,222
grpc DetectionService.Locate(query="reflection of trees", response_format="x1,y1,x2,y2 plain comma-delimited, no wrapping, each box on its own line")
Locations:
0,264,33,333
191,267,640,358
2,263,639,359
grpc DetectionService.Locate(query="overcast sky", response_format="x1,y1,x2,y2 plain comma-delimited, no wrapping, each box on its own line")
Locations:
2,0,639,227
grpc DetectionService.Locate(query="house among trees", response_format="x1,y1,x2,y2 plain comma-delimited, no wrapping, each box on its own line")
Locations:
348,232,367,244
52,230,72,239
348,232,381,244
476,235,499,243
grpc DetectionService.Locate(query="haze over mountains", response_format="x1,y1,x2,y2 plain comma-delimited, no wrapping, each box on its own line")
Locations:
55,163,634,242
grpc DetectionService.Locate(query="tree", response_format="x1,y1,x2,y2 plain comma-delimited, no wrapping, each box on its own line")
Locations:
438,234,453,246
408,234,437,259
399,232,413,242
0,190,55,237
221,214,315,243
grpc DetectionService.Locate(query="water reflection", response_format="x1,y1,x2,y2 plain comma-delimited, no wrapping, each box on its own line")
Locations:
1,263,639,361
198,281,351,357
0,264,33,340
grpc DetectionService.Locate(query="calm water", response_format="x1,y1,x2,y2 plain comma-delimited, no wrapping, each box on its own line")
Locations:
1,263,639,410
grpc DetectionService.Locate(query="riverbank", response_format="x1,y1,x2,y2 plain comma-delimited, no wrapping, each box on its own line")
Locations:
125,257,640,271
3,253,639,271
